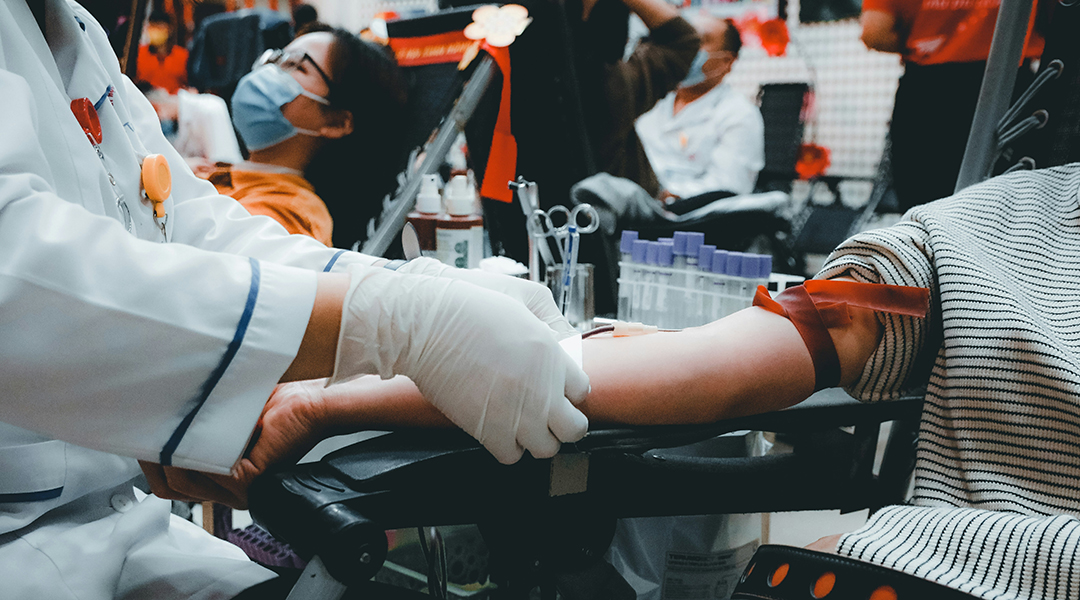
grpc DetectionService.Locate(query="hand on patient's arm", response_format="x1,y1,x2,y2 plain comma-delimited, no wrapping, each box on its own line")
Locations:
139,376,449,508
139,379,336,508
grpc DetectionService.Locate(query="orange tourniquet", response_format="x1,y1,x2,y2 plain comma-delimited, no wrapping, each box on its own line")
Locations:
753,280,930,391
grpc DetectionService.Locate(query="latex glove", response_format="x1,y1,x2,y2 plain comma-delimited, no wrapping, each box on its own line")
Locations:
331,264,590,464
396,257,577,339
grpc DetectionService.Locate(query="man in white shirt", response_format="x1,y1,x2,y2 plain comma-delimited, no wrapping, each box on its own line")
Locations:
636,15,764,203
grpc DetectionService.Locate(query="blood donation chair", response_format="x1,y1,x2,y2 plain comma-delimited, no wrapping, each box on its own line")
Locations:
591,82,813,276
242,3,1080,599
245,388,926,600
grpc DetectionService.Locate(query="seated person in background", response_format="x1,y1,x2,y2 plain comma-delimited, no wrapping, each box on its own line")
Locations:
201,27,408,249
573,0,700,197
636,15,764,207
157,164,1080,600
136,9,188,95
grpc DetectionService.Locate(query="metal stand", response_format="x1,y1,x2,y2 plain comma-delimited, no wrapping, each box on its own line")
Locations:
361,57,496,257
954,0,1036,191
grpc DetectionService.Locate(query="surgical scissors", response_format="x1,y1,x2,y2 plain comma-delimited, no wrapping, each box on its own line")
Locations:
527,204,600,264
527,204,599,315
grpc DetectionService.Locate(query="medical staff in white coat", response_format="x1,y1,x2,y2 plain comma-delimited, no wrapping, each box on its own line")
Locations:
635,15,764,200
0,1,589,598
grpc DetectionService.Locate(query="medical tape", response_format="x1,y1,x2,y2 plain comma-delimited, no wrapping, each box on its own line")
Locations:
752,280,930,391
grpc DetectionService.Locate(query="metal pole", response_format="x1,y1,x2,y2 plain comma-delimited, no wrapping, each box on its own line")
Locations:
954,0,1035,192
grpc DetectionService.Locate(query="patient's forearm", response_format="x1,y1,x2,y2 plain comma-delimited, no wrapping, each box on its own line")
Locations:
580,308,814,424
317,304,881,429
317,375,451,433
583,303,880,423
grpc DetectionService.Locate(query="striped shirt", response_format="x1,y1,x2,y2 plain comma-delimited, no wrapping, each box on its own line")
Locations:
818,164,1080,599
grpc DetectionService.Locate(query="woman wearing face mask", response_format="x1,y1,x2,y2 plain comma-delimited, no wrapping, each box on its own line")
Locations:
205,28,408,249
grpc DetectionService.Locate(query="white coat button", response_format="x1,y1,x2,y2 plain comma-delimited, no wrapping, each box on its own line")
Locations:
110,494,134,513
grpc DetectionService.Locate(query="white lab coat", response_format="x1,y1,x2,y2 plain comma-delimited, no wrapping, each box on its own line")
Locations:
0,0,376,597
635,83,765,199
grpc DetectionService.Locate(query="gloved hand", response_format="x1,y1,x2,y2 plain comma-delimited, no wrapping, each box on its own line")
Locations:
396,257,577,340
330,264,590,464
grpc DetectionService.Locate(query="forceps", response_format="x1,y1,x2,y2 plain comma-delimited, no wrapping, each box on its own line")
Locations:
528,204,599,314
526,204,600,264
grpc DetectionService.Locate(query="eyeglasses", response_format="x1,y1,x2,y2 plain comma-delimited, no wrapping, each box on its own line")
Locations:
256,48,334,95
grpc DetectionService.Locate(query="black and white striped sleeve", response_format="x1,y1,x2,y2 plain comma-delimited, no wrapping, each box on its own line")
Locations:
817,220,938,402
838,505,1080,599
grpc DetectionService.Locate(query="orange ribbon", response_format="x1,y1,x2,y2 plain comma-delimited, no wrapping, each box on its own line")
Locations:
753,280,930,390
478,42,516,203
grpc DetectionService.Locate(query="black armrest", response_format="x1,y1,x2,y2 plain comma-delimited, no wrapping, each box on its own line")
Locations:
248,389,922,586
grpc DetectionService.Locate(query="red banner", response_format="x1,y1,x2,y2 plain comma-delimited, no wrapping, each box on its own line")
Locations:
388,31,474,67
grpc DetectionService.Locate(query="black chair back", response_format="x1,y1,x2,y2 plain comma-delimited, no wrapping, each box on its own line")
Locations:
756,82,811,193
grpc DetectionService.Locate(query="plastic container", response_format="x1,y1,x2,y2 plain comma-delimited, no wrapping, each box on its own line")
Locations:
436,175,483,269
406,174,442,258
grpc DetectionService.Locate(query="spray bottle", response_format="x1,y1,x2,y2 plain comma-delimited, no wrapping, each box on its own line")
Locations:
406,174,442,258
436,175,484,269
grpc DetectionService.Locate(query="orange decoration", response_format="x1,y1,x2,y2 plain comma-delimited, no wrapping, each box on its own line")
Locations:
759,18,790,57
812,571,836,598
796,143,831,180
768,563,790,587
869,585,898,600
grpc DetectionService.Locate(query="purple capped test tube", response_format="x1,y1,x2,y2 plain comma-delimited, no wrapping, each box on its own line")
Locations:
617,231,640,320
698,244,717,273
687,243,716,327
626,239,651,321
620,230,639,257
684,232,705,268
656,242,675,328
672,232,691,269
710,249,730,321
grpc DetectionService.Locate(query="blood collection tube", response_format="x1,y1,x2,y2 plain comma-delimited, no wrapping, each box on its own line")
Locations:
655,241,675,328
618,230,639,321
630,239,650,323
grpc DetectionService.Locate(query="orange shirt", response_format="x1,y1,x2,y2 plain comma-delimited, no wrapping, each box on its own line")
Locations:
862,0,1043,65
136,44,189,94
199,164,335,247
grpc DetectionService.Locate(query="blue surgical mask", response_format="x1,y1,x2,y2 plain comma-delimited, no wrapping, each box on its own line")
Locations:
231,64,330,151
679,49,710,88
